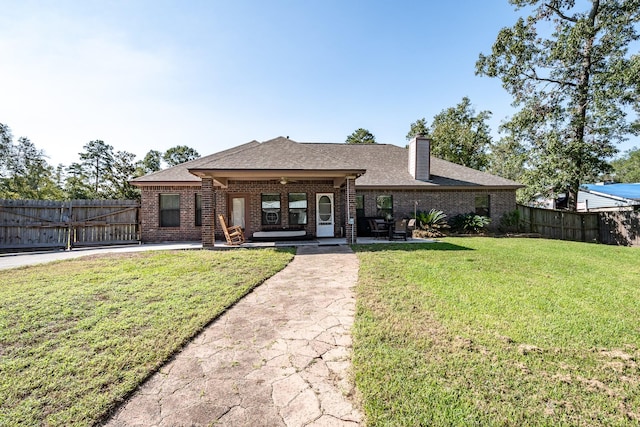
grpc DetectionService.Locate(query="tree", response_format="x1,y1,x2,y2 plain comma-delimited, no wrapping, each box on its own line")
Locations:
0,123,13,178
422,97,492,170
0,136,63,200
80,140,114,197
487,118,534,203
106,151,140,199
136,150,163,176
345,128,376,144
163,145,200,166
476,0,640,210
64,162,93,199
53,164,66,190
405,118,430,141
488,135,528,182
611,147,640,182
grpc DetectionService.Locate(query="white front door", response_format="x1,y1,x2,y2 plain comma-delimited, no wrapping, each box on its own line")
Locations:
316,193,334,237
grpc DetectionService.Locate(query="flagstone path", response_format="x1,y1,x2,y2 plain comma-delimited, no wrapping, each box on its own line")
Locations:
105,245,362,427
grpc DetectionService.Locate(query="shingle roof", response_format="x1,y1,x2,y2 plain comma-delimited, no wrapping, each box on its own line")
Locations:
307,143,521,188
131,140,260,183
131,137,522,189
189,137,357,171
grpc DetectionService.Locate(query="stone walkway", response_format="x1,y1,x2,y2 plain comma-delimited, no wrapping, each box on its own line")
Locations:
105,245,362,427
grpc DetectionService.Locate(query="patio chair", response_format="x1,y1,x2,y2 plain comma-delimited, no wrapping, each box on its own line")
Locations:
408,218,416,234
218,214,245,245
368,218,388,239
390,219,409,241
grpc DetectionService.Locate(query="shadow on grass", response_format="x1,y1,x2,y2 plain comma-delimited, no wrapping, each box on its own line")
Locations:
352,241,474,253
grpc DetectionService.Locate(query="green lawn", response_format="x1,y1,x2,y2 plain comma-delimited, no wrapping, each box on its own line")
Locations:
353,238,640,426
0,248,294,427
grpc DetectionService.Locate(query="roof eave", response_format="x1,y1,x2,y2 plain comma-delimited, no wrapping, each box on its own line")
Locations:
188,168,367,178
355,184,525,190
130,180,201,187
583,189,639,204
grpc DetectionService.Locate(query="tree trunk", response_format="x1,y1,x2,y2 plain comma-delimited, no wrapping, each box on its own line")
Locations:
567,0,599,211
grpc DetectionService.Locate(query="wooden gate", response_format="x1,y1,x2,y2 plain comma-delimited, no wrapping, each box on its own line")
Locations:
0,199,140,251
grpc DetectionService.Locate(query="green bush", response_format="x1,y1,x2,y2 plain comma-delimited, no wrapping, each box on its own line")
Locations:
414,209,447,230
449,212,491,233
498,209,523,233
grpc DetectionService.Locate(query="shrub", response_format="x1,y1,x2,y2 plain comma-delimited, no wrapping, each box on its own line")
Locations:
414,209,447,230
412,209,448,238
499,209,523,233
449,212,491,234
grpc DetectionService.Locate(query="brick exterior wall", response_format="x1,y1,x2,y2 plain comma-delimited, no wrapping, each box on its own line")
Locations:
139,182,518,242
139,185,202,242
357,188,516,229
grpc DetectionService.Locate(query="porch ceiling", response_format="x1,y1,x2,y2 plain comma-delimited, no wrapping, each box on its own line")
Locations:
189,169,365,188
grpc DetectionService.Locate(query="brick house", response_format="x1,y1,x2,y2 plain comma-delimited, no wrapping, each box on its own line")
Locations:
131,136,523,246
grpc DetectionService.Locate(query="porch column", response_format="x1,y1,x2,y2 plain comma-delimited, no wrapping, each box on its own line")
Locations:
345,176,357,244
202,177,215,248
214,188,227,242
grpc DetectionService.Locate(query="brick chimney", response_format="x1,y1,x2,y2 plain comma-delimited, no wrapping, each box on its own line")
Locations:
408,135,430,181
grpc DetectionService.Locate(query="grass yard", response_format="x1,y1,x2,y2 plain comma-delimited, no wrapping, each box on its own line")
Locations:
353,238,640,426
0,248,294,426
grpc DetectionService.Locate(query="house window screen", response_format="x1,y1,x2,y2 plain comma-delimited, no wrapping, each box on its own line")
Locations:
195,194,202,226
355,195,365,218
475,195,490,217
261,193,281,225
288,193,307,225
376,195,393,219
160,194,180,227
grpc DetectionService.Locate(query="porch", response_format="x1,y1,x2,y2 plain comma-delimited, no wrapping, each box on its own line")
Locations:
195,175,362,248
211,235,435,249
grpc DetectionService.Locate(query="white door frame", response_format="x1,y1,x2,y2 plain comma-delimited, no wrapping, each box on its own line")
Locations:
228,194,249,235
316,193,334,237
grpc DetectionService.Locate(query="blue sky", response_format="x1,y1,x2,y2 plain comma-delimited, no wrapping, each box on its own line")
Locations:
0,0,637,167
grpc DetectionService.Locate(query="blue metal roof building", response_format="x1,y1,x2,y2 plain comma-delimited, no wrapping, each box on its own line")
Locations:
578,183,640,211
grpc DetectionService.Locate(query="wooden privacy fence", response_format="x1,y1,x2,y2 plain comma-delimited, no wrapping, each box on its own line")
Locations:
598,210,640,246
517,205,640,246
517,205,599,242
0,199,140,251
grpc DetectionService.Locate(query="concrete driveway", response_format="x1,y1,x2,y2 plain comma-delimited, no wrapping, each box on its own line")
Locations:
0,243,202,270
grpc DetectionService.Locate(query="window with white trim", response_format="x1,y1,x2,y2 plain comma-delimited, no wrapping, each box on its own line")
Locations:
261,193,281,225
288,193,307,225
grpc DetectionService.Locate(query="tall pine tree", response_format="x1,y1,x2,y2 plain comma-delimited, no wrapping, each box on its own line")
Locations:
477,0,640,209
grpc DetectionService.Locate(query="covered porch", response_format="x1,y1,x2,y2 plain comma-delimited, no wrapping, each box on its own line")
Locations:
189,169,363,247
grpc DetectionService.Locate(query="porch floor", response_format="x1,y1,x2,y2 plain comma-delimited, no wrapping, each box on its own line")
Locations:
214,236,436,248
